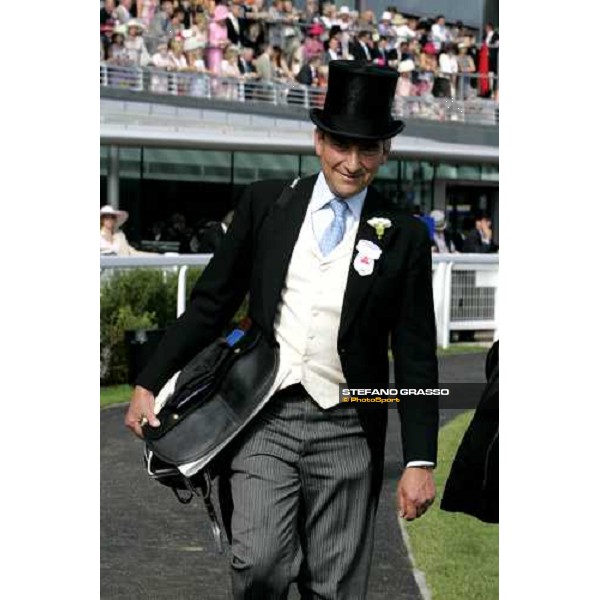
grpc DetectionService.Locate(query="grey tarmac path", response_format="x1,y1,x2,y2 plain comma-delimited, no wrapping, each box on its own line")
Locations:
101,351,487,600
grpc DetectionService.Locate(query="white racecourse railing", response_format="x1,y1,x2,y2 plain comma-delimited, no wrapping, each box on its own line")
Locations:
100,253,498,348
100,63,499,126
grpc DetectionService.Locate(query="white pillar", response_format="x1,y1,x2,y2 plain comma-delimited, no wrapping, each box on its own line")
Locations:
107,146,120,209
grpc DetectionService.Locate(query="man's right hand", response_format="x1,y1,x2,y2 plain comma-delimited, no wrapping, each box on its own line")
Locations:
124,385,161,439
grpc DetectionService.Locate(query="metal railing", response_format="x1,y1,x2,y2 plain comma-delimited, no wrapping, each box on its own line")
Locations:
100,62,499,125
432,254,498,347
100,253,498,347
393,95,498,125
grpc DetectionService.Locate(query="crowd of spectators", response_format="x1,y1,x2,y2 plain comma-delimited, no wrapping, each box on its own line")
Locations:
139,211,234,254
100,1,499,102
104,206,497,256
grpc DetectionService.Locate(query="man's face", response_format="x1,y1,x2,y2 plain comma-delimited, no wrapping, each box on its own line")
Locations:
476,218,491,231
162,1,174,16
314,130,389,199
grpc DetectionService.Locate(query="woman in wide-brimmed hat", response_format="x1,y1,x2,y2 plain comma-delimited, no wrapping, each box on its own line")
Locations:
396,58,416,97
100,206,153,256
125,19,151,66
107,25,130,65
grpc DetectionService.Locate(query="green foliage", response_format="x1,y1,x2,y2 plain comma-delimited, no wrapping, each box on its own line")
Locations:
100,384,133,408
100,267,249,385
100,267,202,385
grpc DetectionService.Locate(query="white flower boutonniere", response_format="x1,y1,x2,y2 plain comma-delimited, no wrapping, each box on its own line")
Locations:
367,217,392,240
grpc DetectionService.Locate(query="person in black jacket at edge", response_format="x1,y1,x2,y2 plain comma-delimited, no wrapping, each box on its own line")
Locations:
125,60,439,599
441,341,499,523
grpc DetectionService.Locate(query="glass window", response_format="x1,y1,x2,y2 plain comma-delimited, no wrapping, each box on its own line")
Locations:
120,147,142,179
233,152,298,185
376,160,398,181
399,160,434,212
420,161,435,181
300,154,321,177
401,160,418,181
457,164,481,180
100,145,108,176
436,163,459,179
143,148,231,182
481,164,499,182
371,160,399,204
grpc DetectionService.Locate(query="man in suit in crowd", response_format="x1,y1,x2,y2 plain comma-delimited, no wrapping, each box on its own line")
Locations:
463,211,498,253
237,46,256,77
351,30,374,61
125,60,438,599
295,55,321,86
237,46,257,101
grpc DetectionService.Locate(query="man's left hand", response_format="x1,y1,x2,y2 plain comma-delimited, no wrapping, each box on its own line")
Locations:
396,467,436,521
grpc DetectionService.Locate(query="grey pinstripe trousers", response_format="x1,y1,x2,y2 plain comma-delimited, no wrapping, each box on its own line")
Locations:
219,384,376,600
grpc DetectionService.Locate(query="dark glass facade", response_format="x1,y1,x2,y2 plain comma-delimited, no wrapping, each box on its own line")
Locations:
100,145,498,246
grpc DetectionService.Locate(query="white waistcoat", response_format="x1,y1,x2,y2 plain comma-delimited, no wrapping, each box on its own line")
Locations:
273,202,358,409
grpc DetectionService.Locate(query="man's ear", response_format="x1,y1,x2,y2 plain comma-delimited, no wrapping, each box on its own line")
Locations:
314,128,324,158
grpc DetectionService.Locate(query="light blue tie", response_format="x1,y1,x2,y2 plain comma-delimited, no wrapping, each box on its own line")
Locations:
319,198,349,256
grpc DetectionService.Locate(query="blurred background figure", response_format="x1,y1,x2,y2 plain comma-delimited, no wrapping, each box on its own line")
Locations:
271,45,294,82
115,0,133,26
148,0,175,54
107,27,130,65
456,42,476,99
150,41,171,92
100,205,153,256
303,22,325,64
431,14,450,52
220,46,243,99
207,2,230,95
164,212,192,253
396,59,416,97
484,21,499,97
441,341,499,524
429,209,457,253
433,42,457,98
190,210,234,254
463,211,498,253
137,0,159,28
125,20,151,67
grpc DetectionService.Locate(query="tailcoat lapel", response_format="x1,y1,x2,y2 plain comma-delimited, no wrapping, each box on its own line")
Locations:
338,187,400,342
260,175,316,330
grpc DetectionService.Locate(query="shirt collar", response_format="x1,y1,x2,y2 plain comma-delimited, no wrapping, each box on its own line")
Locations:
310,171,367,221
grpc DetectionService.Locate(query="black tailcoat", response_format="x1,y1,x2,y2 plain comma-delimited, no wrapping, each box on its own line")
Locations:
137,174,439,495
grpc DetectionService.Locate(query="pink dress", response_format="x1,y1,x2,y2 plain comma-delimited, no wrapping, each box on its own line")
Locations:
138,0,157,28
207,22,228,75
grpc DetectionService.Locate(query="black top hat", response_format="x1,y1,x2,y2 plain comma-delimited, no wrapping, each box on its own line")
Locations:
309,60,405,140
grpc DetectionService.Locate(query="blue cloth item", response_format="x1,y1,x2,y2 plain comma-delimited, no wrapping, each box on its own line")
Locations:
319,198,350,256
417,215,435,240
